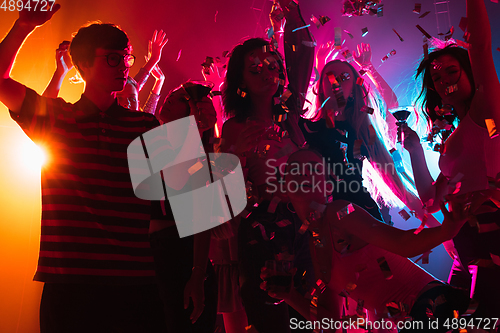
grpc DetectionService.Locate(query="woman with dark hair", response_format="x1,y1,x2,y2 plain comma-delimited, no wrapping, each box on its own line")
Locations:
403,0,500,318
219,1,315,331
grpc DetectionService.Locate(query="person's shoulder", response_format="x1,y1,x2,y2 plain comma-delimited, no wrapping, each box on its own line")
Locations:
118,107,160,128
222,116,245,135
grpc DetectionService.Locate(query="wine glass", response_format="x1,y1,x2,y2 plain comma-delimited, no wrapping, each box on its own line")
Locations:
390,106,414,148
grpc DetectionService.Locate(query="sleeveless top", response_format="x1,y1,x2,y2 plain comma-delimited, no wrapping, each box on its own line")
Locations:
329,243,436,317
439,112,500,194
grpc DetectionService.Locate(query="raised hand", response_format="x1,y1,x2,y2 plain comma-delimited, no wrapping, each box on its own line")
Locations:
55,41,73,74
150,63,164,82
202,64,224,91
18,0,61,29
315,41,336,69
353,42,372,68
147,30,168,67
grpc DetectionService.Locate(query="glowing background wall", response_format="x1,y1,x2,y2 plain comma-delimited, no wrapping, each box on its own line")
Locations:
0,0,499,332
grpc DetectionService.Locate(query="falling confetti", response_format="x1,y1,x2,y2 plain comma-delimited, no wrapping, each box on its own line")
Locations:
176,49,182,61
416,24,432,39
419,11,431,18
393,28,404,42
214,10,218,22
413,3,421,14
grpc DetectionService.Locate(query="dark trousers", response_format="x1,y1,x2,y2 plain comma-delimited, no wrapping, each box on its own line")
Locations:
150,227,217,333
40,283,167,333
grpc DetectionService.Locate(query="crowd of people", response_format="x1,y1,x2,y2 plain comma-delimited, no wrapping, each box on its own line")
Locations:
0,0,499,332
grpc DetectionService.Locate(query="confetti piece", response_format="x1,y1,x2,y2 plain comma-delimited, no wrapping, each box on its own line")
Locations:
361,27,369,37
298,219,310,234
302,40,317,48
292,24,311,33
485,119,499,138
334,27,342,49
353,139,363,159
419,11,430,18
445,84,458,95
214,10,218,22
377,257,393,280
392,28,404,42
416,25,432,39
176,49,182,61
381,49,397,62
312,67,320,84
266,27,274,39
344,29,354,39
188,161,204,175
413,3,421,14
272,113,287,123
310,201,327,213
341,49,353,62
237,88,247,98
276,219,292,227
310,15,321,28
431,59,442,70
272,77,286,86
337,203,355,219
360,105,374,115
267,196,281,213
377,5,384,17
356,77,364,86
252,221,269,241
398,209,411,221
245,325,260,333
414,219,426,235
346,282,357,292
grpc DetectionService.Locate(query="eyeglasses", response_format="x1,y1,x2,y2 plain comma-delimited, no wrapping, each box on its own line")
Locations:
96,53,136,68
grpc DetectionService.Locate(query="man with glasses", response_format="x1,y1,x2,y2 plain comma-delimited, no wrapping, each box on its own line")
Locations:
0,4,167,333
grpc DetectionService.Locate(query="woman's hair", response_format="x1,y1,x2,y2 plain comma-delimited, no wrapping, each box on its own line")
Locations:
222,37,305,146
415,45,474,133
314,60,418,208
222,38,286,122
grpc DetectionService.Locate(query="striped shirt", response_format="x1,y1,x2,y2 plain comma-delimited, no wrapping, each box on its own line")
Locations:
10,87,160,284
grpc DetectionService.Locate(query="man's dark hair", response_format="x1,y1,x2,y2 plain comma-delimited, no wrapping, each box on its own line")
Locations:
70,22,130,78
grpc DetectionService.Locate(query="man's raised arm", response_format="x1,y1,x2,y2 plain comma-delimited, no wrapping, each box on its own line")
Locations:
0,1,60,113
